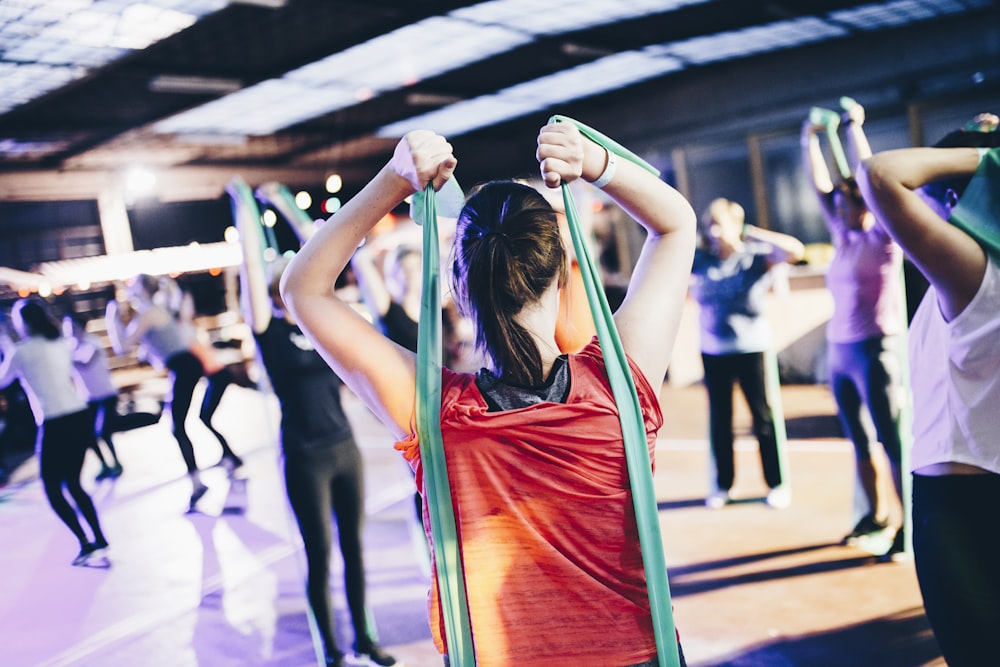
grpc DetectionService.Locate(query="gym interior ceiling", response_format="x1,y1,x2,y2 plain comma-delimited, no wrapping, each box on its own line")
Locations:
0,0,998,202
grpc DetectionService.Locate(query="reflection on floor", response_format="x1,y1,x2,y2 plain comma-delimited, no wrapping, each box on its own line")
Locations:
0,383,943,667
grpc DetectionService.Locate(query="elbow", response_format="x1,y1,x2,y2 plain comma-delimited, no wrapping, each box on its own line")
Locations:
788,244,806,265
277,260,296,312
278,253,306,318
857,155,888,201
669,202,698,247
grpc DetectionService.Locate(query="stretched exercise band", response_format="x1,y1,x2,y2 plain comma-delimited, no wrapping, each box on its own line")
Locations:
411,180,476,666
411,118,683,665
551,114,680,667
810,106,851,180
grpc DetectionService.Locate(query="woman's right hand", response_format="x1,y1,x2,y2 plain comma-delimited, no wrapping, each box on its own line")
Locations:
390,130,457,193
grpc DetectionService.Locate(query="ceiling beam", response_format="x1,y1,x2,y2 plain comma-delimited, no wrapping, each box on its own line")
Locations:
0,165,341,202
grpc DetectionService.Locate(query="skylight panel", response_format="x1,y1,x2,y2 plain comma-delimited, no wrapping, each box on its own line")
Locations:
150,0,712,135
0,0,225,111
0,61,83,113
452,0,709,36
153,79,360,135
380,96,539,138
289,16,529,89
378,51,683,139
829,0,974,30
157,16,530,135
662,17,845,65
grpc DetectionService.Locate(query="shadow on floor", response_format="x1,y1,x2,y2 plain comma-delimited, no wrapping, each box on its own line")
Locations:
670,549,877,598
700,607,941,667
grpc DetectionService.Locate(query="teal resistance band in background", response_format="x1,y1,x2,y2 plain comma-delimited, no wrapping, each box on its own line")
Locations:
809,106,851,180
950,147,1000,262
411,179,476,666
551,114,681,667
227,178,277,261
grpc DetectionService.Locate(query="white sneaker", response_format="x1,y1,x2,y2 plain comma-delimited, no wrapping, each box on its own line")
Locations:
706,490,731,510
765,486,791,509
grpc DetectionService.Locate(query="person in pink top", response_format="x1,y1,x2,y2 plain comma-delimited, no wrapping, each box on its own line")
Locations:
802,101,907,559
280,120,696,666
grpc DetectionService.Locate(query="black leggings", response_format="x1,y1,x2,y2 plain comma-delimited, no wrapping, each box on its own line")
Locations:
87,395,121,466
165,352,236,472
702,351,781,490
39,410,106,547
284,438,369,658
912,473,1000,667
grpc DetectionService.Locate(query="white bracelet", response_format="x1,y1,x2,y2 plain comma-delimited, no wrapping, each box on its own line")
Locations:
977,147,989,161
590,148,617,189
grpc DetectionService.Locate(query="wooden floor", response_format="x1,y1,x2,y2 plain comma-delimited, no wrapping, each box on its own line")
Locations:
0,380,943,667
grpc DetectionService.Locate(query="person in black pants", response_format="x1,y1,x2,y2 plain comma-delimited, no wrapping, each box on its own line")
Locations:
0,298,108,565
62,313,126,480
690,198,805,510
231,177,396,667
106,275,243,510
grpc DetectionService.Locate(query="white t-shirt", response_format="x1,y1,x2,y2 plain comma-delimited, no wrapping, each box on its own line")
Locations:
70,332,118,401
0,337,87,424
909,258,1000,474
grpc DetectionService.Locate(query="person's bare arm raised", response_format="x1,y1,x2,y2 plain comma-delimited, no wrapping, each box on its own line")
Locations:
858,147,985,320
536,121,697,388
280,131,457,438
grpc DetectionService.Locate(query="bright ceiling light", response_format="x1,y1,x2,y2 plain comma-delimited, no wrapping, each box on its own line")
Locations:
123,166,156,197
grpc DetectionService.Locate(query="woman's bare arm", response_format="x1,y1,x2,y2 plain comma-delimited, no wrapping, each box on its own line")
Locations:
280,132,456,438
537,121,697,388
858,147,985,320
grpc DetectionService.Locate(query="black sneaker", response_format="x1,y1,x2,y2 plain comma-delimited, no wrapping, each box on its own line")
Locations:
189,482,209,511
842,513,889,545
109,463,124,478
351,641,397,667
72,543,98,566
95,465,115,481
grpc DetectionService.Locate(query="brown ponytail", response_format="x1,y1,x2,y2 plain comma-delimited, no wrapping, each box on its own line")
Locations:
452,181,567,386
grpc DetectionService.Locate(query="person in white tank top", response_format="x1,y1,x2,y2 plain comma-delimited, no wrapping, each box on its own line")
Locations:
857,114,1000,667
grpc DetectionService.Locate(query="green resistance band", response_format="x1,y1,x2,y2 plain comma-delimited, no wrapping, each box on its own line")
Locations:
227,178,275,263
550,114,681,667
810,106,851,180
411,179,476,666
949,147,1000,261
764,349,790,489
256,182,314,248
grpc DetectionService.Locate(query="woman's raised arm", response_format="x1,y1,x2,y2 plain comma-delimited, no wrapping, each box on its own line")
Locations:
536,121,697,387
280,131,456,438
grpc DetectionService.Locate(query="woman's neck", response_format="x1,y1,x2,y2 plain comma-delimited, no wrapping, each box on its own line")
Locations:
507,283,562,378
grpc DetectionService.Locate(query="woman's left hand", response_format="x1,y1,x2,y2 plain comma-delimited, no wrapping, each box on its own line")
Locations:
536,121,592,189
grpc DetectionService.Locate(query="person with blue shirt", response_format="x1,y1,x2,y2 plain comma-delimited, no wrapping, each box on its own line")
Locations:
691,198,804,510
